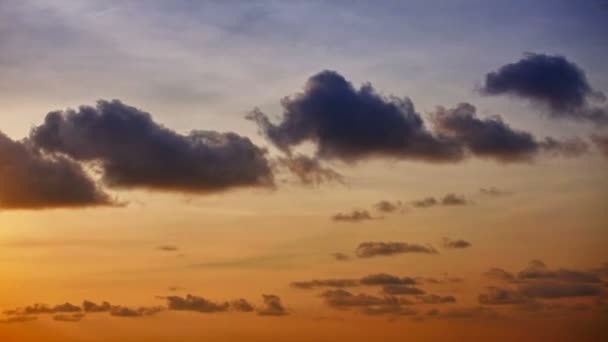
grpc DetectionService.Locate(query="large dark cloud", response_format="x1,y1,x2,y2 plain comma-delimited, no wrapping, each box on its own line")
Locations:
432,103,587,162
247,70,464,163
355,242,438,258
480,53,608,124
29,100,274,193
0,131,112,209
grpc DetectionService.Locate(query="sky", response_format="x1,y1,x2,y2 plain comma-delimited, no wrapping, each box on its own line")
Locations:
0,0,607,341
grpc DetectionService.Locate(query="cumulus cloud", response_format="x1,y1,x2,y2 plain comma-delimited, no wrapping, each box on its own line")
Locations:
440,194,469,206
518,282,602,299
247,70,464,163
230,299,255,312
480,53,608,124
82,300,112,313
411,197,438,208
360,273,417,286
275,154,344,186
320,289,400,309
331,210,374,222
257,295,288,316
109,306,163,317
517,260,602,283
0,131,113,209
292,273,418,290
355,242,438,258
442,238,472,249
432,103,587,162
30,100,274,193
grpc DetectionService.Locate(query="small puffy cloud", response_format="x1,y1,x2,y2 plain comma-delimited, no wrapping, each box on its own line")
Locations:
230,299,255,312
360,273,417,286
257,295,288,316
166,295,229,313
355,241,438,258
82,300,112,313
442,238,471,249
331,252,351,261
411,197,438,208
373,200,402,213
331,210,374,222
440,193,469,206
109,306,163,317
291,279,359,289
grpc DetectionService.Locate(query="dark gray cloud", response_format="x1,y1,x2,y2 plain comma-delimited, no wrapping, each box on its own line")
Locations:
480,53,608,124
320,289,400,309
373,200,402,213
442,238,471,249
591,134,608,157
82,300,112,313
331,210,374,222
517,260,602,283
410,194,470,208
5,303,82,316
166,294,229,313
30,100,274,193
355,242,438,258
247,70,464,163
291,279,359,289
257,294,288,316
360,273,417,286
331,252,351,261
275,154,344,186
432,103,587,162
0,131,112,209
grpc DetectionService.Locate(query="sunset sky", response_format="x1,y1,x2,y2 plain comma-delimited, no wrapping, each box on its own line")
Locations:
1,1,607,341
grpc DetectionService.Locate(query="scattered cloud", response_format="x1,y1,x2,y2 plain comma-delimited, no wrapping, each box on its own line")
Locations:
331,210,374,222
275,154,344,186
331,252,351,261
411,197,438,208
166,295,229,313
591,134,608,157
441,238,472,249
157,245,179,252
257,295,288,316
355,242,438,258
291,279,359,289
373,200,402,213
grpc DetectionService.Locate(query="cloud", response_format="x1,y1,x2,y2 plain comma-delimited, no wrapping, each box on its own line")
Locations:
291,279,359,289
518,282,602,299
430,306,501,320
440,194,469,206
82,300,112,313
360,273,417,286
483,268,516,282
0,315,37,324
331,210,374,222
478,287,530,305
320,289,400,309
247,70,464,163
109,306,163,317
257,295,288,316
480,53,607,124
591,134,608,157
442,238,471,249
432,103,587,162
157,245,179,252
411,197,438,208
517,260,602,283
53,313,85,322
373,200,402,213
331,252,351,261
230,299,255,312
355,242,438,258
417,295,456,304
382,285,426,295
480,187,511,197
275,154,344,186
5,303,82,316
166,295,229,313
30,100,274,193
0,131,113,209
